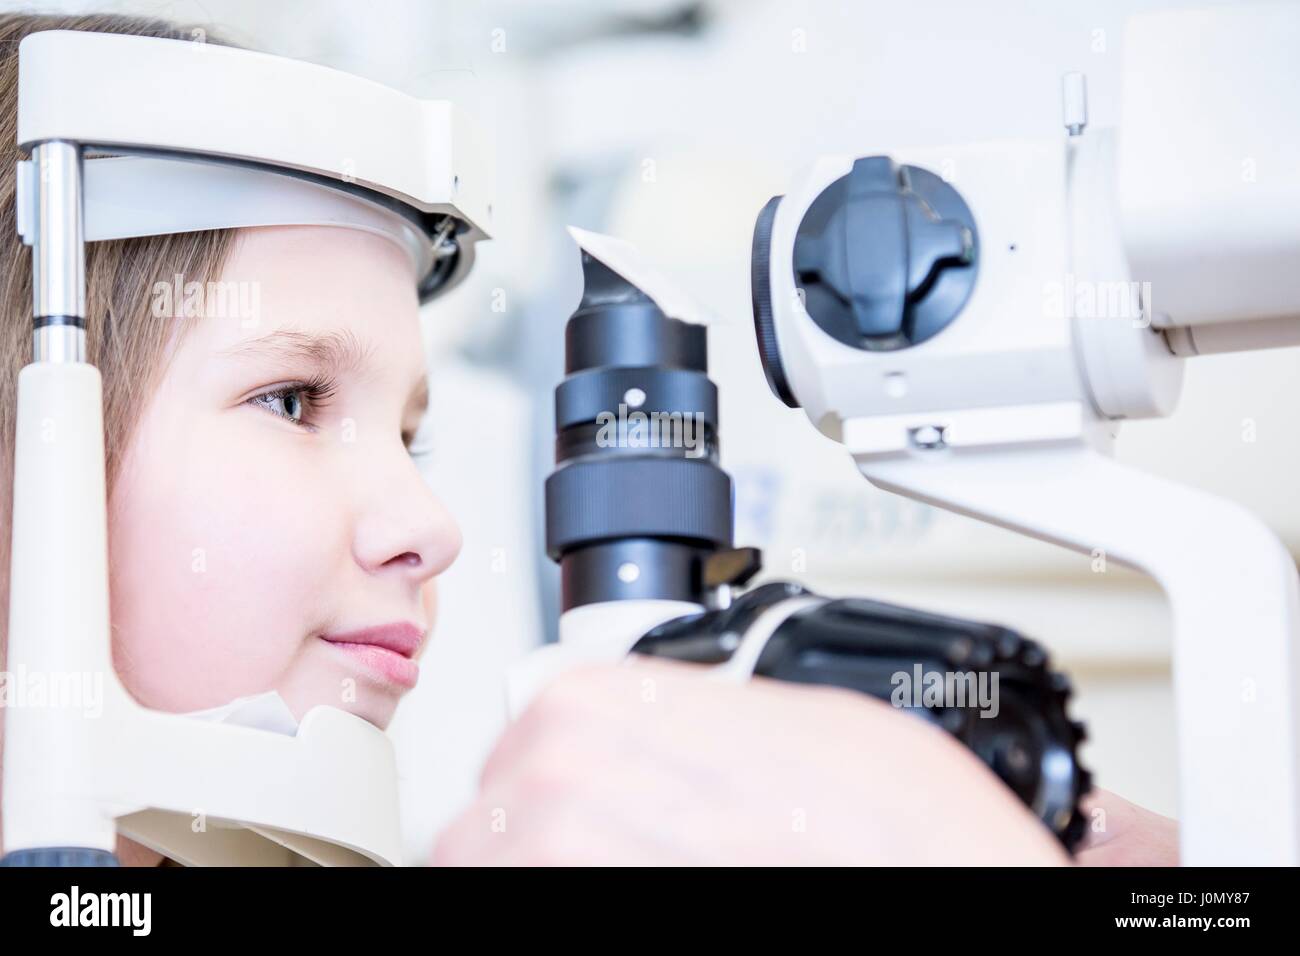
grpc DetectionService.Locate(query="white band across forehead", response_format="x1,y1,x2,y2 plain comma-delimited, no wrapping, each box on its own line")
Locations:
16,155,437,282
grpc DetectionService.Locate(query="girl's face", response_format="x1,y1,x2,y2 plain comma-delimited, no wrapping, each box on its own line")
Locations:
107,225,461,730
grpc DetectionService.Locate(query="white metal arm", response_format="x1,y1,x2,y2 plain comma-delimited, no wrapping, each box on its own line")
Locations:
854,422,1300,866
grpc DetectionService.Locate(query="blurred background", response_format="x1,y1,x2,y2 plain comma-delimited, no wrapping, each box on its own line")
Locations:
12,0,1293,861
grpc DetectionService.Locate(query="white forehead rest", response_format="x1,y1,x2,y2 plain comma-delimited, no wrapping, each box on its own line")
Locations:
16,156,436,285
16,29,493,301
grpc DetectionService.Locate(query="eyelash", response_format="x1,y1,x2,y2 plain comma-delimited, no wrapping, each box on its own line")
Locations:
246,375,338,432
405,429,433,460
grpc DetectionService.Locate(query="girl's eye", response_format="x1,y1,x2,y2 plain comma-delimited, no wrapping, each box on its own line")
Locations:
405,432,434,464
252,388,305,423
246,377,337,429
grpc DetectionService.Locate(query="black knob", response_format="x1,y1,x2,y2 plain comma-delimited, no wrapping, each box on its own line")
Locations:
794,156,979,351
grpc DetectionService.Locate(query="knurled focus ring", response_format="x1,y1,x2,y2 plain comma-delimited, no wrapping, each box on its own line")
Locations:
545,456,733,559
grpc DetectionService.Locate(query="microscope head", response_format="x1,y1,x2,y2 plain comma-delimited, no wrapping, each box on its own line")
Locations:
751,155,980,408
744,138,1182,455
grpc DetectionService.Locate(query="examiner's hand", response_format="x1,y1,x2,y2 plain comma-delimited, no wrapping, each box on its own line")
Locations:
431,657,1070,865
1074,787,1179,866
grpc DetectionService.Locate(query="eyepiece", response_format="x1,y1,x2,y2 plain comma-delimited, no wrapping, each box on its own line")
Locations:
546,248,733,611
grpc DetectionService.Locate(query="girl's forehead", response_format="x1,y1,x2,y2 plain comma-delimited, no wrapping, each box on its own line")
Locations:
200,225,423,351
222,225,420,312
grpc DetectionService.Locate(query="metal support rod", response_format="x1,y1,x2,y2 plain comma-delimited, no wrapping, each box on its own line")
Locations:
30,140,86,364
0,137,118,862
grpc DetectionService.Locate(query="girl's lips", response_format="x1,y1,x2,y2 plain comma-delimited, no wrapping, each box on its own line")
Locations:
319,622,425,690
324,641,420,689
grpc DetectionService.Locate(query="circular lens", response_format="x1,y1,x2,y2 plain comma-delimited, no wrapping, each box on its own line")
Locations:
750,195,800,408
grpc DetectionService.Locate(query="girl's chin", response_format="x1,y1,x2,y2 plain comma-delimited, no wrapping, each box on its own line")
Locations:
335,696,400,731
275,671,404,732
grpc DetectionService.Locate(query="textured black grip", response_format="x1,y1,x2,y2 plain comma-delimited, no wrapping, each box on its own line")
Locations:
633,583,1092,852
545,457,732,559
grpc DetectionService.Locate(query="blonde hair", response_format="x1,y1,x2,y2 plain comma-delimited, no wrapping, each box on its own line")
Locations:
0,13,240,662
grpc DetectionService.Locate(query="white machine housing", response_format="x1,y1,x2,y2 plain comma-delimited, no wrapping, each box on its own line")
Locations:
753,3,1300,865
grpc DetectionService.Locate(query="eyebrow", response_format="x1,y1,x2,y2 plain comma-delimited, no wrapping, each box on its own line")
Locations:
219,328,374,377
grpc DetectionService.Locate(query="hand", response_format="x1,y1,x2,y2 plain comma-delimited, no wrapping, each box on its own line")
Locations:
1074,787,1179,866
431,657,1070,865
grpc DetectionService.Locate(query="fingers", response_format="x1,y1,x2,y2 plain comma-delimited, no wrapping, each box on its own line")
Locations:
430,657,1073,866
1075,788,1180,866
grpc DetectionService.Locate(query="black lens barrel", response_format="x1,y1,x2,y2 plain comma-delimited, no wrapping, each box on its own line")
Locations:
546,252,733,611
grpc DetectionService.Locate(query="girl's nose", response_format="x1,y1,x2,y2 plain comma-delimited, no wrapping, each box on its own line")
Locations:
352,458,462,584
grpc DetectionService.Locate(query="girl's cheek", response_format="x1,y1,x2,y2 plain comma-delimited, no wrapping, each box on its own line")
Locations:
109,418,342,710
